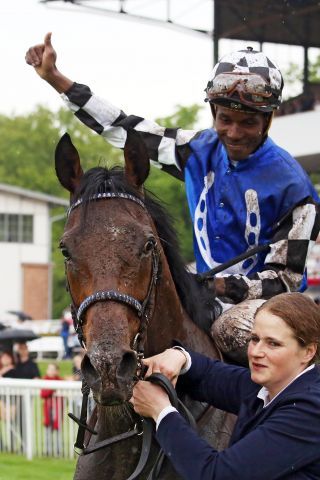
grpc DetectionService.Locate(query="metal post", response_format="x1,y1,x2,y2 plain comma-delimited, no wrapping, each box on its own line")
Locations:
213,0,219,65
303,46,309,93
166,0,171,22
24,389,33,460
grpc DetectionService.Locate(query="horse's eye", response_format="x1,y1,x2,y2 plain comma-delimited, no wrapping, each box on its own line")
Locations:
143,238,156,254
59,242,71,260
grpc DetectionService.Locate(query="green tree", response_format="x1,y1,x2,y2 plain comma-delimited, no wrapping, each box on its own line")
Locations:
283,55,320,189
145,104,202,262
0,106,123,317
284,53,320,93
309,54,320,83
0,106,122,195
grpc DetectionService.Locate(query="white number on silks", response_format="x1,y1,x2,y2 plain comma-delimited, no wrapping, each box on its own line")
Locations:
194,175,261,276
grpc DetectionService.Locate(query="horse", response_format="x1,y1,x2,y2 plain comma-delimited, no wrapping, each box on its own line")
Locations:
55,130,234,480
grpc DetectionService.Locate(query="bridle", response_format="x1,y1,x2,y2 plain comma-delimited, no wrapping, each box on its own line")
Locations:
66,191,161,359
65,191,168,478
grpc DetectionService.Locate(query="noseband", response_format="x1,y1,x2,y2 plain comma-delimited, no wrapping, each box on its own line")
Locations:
66,191,161,357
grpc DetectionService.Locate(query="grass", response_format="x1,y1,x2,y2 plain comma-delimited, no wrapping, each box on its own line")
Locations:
0,454,76,480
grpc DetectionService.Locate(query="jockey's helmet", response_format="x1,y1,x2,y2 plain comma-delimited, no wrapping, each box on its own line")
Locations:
205,47,284,113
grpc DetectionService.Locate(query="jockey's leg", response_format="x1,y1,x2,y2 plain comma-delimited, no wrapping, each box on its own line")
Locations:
211,299,266,366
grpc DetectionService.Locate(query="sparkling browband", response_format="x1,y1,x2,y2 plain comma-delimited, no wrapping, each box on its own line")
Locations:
68,192,146,217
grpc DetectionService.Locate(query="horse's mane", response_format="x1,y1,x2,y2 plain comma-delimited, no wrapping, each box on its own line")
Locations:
74,166,221,332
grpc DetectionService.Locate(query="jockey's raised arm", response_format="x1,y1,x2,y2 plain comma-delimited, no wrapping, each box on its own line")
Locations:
25,33,320,366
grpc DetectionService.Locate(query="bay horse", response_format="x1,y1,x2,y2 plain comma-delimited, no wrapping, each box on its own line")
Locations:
55,131,233,480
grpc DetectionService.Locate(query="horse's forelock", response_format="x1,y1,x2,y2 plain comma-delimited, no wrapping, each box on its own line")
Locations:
76,166,136,202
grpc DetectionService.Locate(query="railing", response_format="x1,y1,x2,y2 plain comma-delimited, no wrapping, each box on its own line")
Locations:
0,378,85,460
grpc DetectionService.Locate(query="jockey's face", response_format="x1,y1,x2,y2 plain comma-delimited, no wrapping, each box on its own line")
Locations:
213,105,268,161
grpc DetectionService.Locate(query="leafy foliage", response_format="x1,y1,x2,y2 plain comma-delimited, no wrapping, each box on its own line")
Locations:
0,104,202,317
0,106,124,318
309,55,320,83
284,53,320,91
145,103,203,263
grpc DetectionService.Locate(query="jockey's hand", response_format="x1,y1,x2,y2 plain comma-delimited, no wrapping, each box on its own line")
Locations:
131,380,171,421
25,32,57,80
25,33,73,93
143,349,187,385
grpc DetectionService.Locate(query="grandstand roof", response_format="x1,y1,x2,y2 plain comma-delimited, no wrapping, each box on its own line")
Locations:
214,0,320,49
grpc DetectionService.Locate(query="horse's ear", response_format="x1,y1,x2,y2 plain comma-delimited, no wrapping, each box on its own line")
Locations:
124,129,150,188
55,133,84,195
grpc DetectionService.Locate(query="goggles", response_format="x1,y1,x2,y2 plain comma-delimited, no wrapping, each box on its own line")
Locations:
206,72,279,107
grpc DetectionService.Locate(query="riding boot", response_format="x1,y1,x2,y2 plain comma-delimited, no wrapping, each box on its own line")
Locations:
211,298,266,367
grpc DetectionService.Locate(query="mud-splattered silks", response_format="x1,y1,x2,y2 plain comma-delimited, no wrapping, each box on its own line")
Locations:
61,82,320,303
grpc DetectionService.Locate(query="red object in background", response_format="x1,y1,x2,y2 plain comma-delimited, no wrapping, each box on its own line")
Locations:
41,375,63,429
308,277,320,286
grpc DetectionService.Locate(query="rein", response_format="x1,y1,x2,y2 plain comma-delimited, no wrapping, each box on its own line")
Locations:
68,374,197,480
71,373,196,480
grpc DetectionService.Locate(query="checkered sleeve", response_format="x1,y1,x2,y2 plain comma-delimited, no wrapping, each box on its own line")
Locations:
61,82,198,180
221,199,320,303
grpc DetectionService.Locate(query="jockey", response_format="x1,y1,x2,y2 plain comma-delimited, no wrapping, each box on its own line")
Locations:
25,34,320,364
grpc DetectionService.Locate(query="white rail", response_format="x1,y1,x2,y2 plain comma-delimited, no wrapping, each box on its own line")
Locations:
0,378,85,460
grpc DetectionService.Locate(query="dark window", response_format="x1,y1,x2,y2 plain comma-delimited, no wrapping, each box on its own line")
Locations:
0,213,34,243
0,214,5,242
22,215,33,243
8,214,19,242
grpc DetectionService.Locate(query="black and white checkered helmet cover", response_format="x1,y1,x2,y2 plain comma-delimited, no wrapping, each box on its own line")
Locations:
209,48,283,92
205,48,283,111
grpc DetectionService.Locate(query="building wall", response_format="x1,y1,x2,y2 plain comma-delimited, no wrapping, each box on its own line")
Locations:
22,263,49,320
0,191,50,319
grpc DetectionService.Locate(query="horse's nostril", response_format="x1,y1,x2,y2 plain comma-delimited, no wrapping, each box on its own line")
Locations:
117,351,137,381
81,354,101,390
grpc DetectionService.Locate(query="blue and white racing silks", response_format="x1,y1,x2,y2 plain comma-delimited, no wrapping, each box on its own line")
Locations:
184,128,319,274
61,82,320,303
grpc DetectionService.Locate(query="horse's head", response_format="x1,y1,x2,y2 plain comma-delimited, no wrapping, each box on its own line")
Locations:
55,131,158,406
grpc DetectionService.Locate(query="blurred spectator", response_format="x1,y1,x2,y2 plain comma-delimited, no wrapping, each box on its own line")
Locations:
276,91,316,116
40,363,63,455
64,352,84,382
60,308,72,359
3,343,40,454
300,92,315,112
0,351,17,378
67,325,81,357
14,342,40,379
0,351,21,451
68,353,95,415
72,353,84,381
